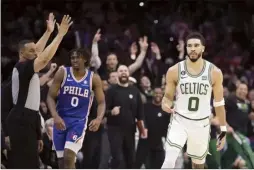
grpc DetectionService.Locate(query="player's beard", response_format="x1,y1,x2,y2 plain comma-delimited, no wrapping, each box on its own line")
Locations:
187,52,202,62
118,75,129,84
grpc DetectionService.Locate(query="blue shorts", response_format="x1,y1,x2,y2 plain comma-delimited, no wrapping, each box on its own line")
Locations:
53,119,88,158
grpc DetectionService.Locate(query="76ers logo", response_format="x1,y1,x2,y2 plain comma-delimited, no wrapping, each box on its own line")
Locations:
72,134,78,141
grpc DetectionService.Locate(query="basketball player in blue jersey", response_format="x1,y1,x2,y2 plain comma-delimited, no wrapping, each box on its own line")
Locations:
47,48,105,169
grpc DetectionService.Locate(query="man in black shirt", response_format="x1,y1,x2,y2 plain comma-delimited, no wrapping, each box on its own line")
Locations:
135,87,170,169
4,14,73,168
106,65,147,169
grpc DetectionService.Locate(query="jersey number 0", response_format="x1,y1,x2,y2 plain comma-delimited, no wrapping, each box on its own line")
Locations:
188,97,199,111
70,89,89,107
71,97,79,107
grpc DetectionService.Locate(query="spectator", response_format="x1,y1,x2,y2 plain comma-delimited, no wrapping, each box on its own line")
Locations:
105,65,147,168
98,36,148,80
134,87,170,169
108,71,118,85
139,75,153,104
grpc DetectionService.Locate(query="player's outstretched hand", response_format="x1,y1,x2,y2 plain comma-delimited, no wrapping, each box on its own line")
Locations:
54,115,66,131
216,129,226,151
89,118,102,132
56,15,73,37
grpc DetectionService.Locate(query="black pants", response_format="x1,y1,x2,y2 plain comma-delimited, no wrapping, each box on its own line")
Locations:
99,128,111,169
6,108,41,169
135,138,165,169
107,126,135,169
81,125,103,169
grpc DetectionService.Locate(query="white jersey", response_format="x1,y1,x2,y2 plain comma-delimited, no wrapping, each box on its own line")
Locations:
174,59,213,120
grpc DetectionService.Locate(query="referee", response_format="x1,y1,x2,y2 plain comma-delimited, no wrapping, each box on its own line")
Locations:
4,14,73,168
105,65,147,169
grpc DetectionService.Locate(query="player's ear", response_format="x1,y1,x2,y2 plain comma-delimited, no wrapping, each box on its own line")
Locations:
202,46,205,53
19,50,24,57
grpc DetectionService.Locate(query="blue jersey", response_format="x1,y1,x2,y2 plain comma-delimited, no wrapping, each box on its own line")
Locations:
56,67,94,123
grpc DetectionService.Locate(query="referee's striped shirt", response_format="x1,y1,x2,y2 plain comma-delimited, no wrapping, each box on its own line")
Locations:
12,59,40,111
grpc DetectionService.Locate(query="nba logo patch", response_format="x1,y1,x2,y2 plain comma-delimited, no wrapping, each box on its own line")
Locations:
71,133,78,141
202,76,207,80
181,71,186,75
84,80,87,84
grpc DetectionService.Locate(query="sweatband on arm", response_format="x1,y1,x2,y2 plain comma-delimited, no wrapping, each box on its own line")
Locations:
213,98,225,107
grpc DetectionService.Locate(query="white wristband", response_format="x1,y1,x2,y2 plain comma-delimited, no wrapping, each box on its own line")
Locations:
220,126,227,132
213,98,225,107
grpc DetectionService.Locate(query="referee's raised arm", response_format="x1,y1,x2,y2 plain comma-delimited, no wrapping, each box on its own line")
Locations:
34,15,73,72
5,14,73,169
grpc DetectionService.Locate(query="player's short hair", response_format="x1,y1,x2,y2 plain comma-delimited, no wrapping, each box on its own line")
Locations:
18,39,34,52
69,48,91,67
185,32,205,46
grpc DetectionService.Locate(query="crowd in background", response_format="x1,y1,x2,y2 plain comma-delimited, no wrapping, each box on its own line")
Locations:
1,0,254,169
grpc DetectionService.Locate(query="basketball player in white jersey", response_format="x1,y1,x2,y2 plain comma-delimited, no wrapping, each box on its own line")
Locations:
161,32,227,169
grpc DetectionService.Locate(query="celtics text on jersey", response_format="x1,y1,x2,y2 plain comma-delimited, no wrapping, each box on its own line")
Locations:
174,60,213,120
